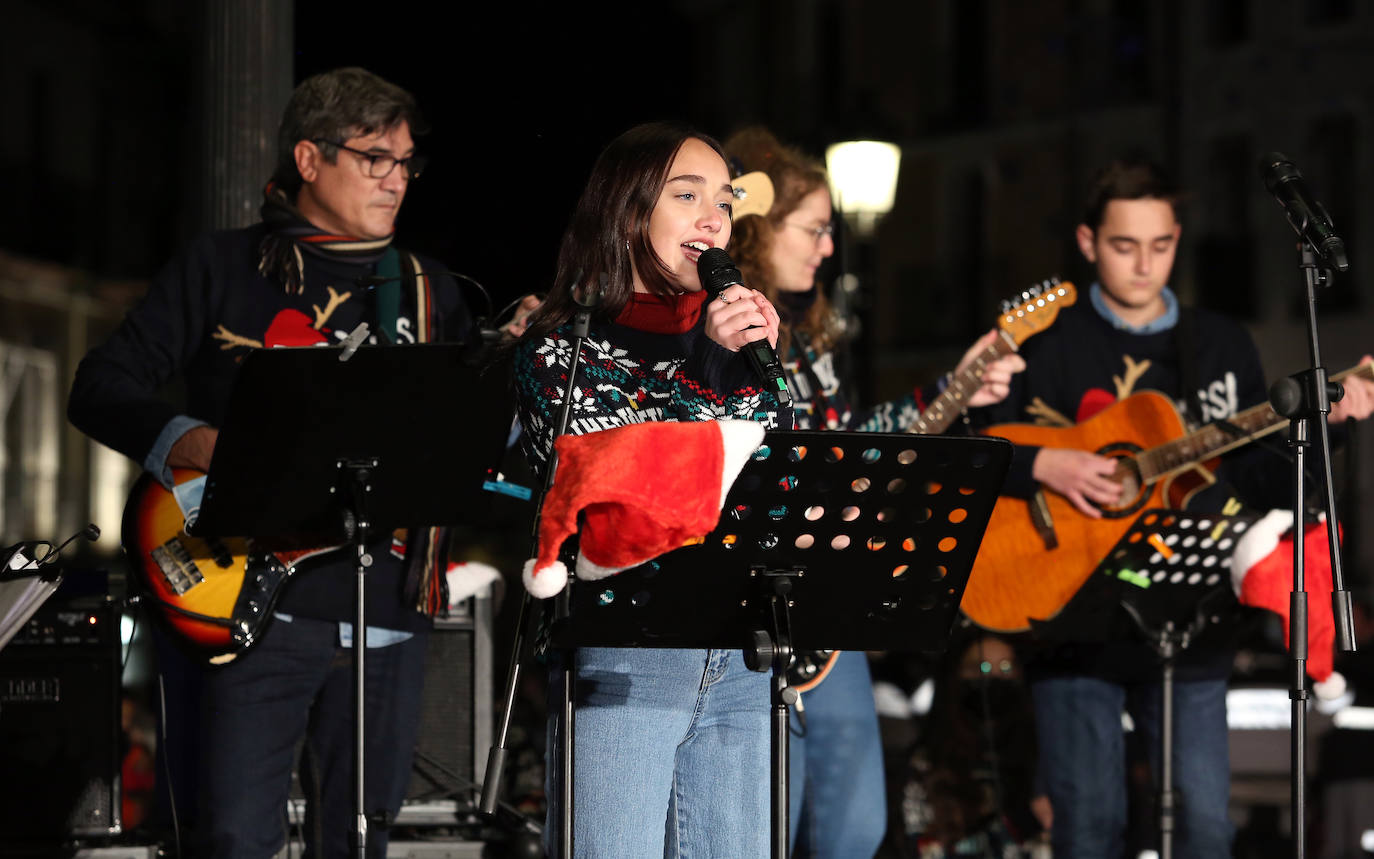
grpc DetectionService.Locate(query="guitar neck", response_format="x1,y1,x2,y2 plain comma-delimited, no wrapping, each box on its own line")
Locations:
907,330,1017,435
1138,362,1374,481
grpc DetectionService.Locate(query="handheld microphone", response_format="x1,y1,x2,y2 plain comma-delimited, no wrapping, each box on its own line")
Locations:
696,248,792,406
1259,152,1349,272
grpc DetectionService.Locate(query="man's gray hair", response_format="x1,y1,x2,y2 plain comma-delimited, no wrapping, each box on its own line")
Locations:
273,67,426,195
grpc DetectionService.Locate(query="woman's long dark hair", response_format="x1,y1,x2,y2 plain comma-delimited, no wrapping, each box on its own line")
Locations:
522,122,728,343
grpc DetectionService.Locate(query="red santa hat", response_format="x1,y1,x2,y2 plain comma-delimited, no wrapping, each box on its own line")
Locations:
522,420,766,598
1231,509,1341,683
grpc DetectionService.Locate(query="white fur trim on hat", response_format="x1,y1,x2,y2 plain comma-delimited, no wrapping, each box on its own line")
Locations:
1230,509,1293,595
714,420,767,510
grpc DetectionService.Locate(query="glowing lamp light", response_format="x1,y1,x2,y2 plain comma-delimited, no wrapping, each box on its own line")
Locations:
825,140,902,236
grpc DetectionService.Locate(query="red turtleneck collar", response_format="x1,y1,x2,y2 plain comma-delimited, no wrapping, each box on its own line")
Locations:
614,291,707,334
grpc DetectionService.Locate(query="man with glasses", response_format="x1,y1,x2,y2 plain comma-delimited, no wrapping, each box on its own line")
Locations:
69,67,469,857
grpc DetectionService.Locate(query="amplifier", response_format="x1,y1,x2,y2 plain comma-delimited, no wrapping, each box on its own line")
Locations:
0,598,122,841
400,595,494,823
287,596,494,828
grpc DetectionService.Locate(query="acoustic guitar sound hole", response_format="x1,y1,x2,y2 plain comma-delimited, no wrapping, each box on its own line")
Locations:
1095,442,1149,519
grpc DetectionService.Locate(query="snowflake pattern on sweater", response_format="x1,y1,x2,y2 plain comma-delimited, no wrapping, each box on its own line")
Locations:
515,321,790,475
783,337,933,433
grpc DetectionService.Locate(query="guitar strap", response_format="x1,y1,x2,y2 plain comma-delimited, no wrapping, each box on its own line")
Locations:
395,251,453,616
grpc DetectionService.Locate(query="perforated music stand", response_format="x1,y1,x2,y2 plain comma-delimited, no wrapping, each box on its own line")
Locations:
1032,508,1260,859
188,342,513,858
548,429,1012,858
1032,508,1257,644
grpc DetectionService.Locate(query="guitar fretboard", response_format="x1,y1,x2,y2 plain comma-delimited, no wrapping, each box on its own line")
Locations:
907,332,1016,435
1139,362,1373,481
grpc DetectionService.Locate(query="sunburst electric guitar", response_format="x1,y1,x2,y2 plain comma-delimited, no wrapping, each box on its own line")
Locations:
961,360,1374,633
123,468,338,663
788,279,1078,691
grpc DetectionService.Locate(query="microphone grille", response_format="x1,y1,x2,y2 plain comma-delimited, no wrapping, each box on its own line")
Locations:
1258,151,1298,191
696,248,739,296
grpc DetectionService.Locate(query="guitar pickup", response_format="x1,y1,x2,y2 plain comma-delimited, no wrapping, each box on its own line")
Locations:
1030,490,1058,550
152,539,205,595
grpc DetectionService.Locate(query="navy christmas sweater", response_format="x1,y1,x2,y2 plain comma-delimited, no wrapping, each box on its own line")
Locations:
68,223,470,630
782,332,941,433
971,290,1288,681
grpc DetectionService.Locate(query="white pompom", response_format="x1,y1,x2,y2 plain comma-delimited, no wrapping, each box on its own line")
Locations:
523,557,568,599
1314,670,1347,701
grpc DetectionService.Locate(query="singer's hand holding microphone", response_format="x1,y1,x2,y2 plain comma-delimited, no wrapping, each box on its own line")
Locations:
705,284,779,352
697,247,792,406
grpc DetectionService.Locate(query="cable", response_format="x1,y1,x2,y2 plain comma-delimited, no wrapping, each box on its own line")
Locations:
495,292,545,327
157,672,183,859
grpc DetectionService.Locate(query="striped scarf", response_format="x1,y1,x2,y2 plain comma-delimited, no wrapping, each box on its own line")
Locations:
257,182,393,294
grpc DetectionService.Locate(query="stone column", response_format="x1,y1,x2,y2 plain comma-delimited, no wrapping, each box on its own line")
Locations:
195,0,294,231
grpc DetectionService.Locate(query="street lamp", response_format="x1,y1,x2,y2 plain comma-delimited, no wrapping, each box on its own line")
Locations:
825,140,902,237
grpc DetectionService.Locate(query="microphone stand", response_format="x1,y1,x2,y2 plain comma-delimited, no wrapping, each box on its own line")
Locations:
1266,242,1357,859
481,275,601,859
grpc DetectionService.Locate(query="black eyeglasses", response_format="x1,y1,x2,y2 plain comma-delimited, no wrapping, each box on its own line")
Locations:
314,138,427,180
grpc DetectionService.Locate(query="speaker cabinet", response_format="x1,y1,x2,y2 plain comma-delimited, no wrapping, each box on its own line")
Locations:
0,598,122,842
286,596,493,828
398,595,493,824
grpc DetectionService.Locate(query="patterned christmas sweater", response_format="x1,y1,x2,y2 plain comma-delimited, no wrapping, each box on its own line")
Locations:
514,293,793,475
783,333,939,433
68,223,469,629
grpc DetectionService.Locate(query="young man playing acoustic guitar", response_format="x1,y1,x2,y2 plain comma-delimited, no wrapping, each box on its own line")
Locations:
68,68,476,857
973,156,1373,858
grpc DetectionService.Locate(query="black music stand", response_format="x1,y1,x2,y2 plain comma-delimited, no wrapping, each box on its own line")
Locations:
1033,508,1260,859
548,429,1012,859
190,342,513,858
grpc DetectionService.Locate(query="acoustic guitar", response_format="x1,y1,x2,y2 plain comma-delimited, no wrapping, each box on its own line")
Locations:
788,279,1078,691
960,360,1374,633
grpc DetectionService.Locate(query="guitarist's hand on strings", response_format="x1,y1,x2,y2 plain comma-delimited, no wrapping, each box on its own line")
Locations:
956,329,1027,408
168,425,219,473
1032,448,1124,519
1331,354,1374,423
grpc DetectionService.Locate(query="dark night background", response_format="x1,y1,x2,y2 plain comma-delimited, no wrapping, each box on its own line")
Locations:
4,0,1367,554
2,1,1374,853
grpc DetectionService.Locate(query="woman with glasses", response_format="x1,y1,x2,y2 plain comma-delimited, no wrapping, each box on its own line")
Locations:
513,121,791,857
722,126,1024,858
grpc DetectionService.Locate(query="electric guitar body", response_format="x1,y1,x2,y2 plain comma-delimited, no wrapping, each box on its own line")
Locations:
122,469,333,663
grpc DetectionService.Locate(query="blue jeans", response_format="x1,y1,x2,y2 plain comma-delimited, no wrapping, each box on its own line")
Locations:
547,647,770,857
788,651,886,858
198,615,429,858
1032,673,1233,859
